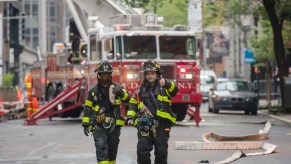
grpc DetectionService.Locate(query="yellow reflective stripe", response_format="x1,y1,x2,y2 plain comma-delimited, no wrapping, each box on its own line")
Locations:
92,105,99,112
121,91,129,101
115,99,120,105
168,82,175,92
27,107,33,111
85,100,93,107
134,119,138,126
82,117,90,123
98,161,109,164
156,110,176,124
165,89,171,97
127,110,136,117
157,95,171,103
109,160,116,164
26,83,31,88
129,98,138,104
116,119,125,126
138,102,143,109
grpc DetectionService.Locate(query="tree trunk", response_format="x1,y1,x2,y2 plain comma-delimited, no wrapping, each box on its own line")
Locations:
262,0,287,110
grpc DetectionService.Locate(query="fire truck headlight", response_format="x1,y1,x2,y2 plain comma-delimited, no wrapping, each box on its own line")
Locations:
127,73,140,81
186,74,192,79
180,74,192,80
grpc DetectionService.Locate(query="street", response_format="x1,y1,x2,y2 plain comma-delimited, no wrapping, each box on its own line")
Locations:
0,103,291,164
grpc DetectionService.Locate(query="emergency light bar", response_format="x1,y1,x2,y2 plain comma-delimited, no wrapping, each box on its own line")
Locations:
113,24,132,31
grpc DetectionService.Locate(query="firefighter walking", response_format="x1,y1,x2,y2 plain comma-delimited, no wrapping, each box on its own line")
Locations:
82,61,130,164
25,73,38,117
127,60,178,164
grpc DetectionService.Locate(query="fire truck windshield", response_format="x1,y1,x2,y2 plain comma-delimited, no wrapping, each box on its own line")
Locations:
116,35,196,60
117,36,157,59
159,36,196,60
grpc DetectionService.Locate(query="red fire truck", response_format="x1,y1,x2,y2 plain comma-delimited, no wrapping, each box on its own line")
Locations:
25,0,202,125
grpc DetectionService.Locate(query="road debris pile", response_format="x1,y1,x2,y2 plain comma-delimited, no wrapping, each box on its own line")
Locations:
174,121,277,163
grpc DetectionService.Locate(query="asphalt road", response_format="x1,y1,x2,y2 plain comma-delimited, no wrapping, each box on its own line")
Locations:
0,103,291,164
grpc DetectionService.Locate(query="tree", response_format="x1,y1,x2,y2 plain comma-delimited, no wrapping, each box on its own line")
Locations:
261,0,291,110
121,0,188,26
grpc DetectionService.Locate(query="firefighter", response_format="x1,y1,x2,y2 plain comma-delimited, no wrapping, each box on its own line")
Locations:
25,72,38,117
126,60,178,164
82,61,130,164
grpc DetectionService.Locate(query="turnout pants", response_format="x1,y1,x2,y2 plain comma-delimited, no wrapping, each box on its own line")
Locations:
93,125,121,164
137,120,170,164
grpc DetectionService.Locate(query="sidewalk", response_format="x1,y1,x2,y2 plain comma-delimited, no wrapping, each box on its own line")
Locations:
259,99,291,125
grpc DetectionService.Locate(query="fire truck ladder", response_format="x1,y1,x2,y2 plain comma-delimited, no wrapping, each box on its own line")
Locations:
24,78,85,125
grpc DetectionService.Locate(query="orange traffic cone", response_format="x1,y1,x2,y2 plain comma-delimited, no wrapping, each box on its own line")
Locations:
0,97,5,116
16,86,24,109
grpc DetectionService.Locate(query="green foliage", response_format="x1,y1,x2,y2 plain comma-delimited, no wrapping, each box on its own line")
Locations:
122,0,187,26
1,73,14,89
204,1,224,26
157,1,187,26
249,20,275,64
223,0,252,26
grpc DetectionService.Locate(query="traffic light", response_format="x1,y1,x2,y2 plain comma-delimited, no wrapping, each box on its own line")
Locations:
21,13,25,40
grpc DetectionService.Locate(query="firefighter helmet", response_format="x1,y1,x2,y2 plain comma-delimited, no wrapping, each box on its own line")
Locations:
143,60,162,74
96,61,113,73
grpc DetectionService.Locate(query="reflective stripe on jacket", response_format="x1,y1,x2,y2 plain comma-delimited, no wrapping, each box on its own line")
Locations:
127,80,178,125
82,83,130,126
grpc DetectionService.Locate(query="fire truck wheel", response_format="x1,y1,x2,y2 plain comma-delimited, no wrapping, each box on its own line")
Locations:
171,104,187,121
47,85,57,121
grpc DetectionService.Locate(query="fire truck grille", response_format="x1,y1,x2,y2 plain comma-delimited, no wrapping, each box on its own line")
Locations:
160,65,175,80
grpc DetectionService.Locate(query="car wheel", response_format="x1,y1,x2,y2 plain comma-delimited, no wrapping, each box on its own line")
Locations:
251,108,257,115
244,110,250,115
213,106,219,114
208,107,213,113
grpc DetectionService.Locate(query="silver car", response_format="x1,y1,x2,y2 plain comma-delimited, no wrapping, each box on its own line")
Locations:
208,79,258,115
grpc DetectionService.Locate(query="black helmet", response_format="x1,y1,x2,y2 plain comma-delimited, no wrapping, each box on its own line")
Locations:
143,60,162,74
96,61,113,73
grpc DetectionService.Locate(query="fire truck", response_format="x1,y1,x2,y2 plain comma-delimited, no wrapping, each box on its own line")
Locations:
25,0,202,125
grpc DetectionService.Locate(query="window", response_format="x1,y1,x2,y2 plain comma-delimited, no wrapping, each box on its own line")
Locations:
32,4,38,16
90,35,100,61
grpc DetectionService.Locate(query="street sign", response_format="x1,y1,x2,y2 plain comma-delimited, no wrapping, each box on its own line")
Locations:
244,48,256,64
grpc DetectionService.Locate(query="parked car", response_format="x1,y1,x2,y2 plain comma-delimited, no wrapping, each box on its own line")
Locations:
200,69,217,101
208,78,258,115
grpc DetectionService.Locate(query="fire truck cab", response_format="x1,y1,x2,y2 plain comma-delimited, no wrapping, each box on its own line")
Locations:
86,14,202,121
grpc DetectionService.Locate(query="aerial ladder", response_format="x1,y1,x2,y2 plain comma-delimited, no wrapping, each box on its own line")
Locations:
66,0,139,44
24,78,85,125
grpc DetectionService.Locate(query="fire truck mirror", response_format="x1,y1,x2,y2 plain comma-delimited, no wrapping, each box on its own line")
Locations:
107,53,114,59
116,53,121,59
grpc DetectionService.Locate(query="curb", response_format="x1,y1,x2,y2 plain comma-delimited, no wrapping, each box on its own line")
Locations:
258,110,291,124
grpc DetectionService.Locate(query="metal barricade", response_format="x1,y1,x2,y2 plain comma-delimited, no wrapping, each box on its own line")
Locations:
253,79,281,99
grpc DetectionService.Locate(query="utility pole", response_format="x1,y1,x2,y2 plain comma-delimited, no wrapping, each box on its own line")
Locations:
0,2,3,82
39,0,47,56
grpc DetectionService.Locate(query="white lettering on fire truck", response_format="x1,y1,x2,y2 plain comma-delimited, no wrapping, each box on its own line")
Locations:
127,82,139,89
177,82,193,89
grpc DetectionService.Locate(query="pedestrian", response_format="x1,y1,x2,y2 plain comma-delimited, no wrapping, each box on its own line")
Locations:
288,67,291,77
126,60,178,164
82,60,130,164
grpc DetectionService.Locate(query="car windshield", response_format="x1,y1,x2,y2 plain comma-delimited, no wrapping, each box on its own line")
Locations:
216,80,252,91
200,76,215,85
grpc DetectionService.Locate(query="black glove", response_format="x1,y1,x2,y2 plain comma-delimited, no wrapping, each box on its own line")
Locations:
112,84,123,97
83,126,89,136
